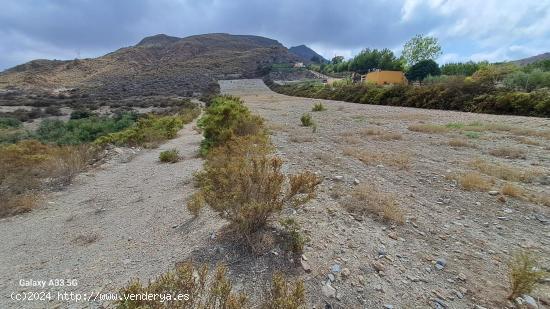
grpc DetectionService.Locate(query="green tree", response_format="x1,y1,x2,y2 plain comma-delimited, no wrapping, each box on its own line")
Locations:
348,48,403,74
406,59,441,81
331,56,344,64
402,34,442,67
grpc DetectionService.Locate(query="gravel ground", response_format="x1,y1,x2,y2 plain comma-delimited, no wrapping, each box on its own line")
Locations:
1,79,549,309
0,119,224,308
220,79,550,309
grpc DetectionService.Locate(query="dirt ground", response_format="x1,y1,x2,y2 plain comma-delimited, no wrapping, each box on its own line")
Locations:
220,79,550,308
0,119,224,308
0,79,548,308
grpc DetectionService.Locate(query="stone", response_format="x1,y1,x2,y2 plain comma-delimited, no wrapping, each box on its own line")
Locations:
331,264,341,273
353,178,360,185
522,295,538,309
383,305,393,309
435,258,446,270
488,190,499,196
342,268,351,278
333,176,344,181
372,261,385,272
321,283,336,298
457,273,467,281
377,245,387,257
327,273,335,282
301,259,311,273
388,231,398,240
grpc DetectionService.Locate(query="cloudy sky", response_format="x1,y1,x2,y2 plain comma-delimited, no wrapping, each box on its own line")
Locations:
1,0,549,70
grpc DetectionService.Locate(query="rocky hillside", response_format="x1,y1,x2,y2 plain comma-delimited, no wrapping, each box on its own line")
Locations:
0,33,300,102
289,45,328,63
512,52,550,65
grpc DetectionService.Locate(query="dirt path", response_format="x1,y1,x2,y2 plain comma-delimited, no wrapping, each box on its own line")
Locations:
0,119,223,308
220,79,550,308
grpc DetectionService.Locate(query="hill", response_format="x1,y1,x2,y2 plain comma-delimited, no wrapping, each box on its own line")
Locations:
0,33,300,103
289,45,328,63
512,52,550,65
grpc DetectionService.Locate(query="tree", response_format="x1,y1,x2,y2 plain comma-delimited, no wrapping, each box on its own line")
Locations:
402,34,442,67
406,59,441,81
348,48,403,74
331,56,344,64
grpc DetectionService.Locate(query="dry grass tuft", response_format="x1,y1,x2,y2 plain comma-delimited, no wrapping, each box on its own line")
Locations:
343,147,410,170
501,183,524,197
340,136,361,144
469,159,539,183
342,183,404,224
289,134,314,143
359,128,402,140
408,124,449,134
513,136,540,146
489,147,526,159
448,138,470,148
457,172,493,191
73,233,99,245
507,251,547,300
186,191,205,217
288,171,322,205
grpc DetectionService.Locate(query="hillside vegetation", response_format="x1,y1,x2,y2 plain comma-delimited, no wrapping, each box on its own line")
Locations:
267,61,550,117
0,33,300,104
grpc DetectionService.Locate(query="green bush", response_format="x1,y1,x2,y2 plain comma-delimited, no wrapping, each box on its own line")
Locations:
159,149,179,163
311,102,326,112
37,112,137,145
266,77,549,117
197,95,264,156
280,218,306,255
0,117,22,129
70,109,94,119
300,113,314,127
95,111,198,148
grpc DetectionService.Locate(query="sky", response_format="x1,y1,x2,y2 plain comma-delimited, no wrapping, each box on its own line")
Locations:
0,0,549,70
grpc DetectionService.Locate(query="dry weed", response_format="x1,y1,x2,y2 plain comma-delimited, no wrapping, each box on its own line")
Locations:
408,124,449,134
359,128,402,140
489,147,526,159
342,183,404,224
448,138,470,148
513,136,540,146
469,159,539,183
507,251,547,300
457,172,492,191
501,183,524,197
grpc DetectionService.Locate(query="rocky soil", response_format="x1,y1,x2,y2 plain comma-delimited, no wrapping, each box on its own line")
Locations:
1,79,549,308
0,119,224,308
220,79,550,308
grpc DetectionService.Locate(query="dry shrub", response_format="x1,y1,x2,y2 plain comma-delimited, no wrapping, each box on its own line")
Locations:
280,218,307,255
469,159,539,183
513,136,540,146
196,135,319,238
448,138,470,147
489,147,526,159
507,251,547,300
359,128,402,140
340,136,361,144
187,191,205,217
408,124,449,134
342,183,404,224
288,171,322,205
262,272,306,309
117,262,247,309
343,147,410,170
0,140,96,217
159,149,179,163
501,183,524,197
198,136,284,236
289,134,314,143
49,144,97,185
457,172,492,191
0,194,38,218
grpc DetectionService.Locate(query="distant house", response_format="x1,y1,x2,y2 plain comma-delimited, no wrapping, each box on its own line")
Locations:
293,62,305,68
362,70,408,85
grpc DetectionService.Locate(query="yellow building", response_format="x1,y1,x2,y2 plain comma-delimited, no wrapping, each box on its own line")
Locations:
362,70,408,85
